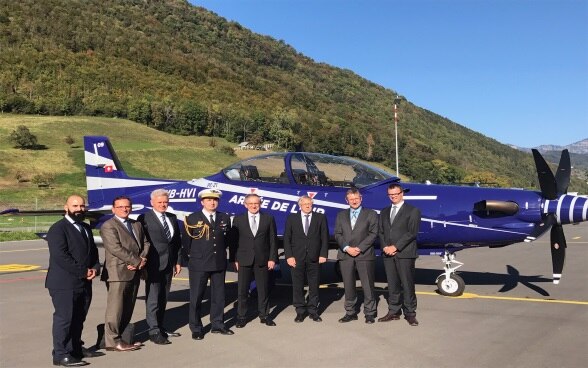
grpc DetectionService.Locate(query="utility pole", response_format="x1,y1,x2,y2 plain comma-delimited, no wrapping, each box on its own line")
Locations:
394,95,401,176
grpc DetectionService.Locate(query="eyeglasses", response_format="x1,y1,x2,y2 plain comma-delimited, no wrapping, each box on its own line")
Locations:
114,205,132,209
388,192,403,197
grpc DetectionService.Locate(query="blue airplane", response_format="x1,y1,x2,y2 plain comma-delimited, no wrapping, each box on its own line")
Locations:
5,135,585,296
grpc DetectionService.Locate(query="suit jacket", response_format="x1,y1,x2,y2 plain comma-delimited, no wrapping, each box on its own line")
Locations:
229,211,278,267
334,207,378,261
138,210,182,276
100,216,150,282
283,212,329,262
45,218,100,290
378,202,421,259
182,211,231,272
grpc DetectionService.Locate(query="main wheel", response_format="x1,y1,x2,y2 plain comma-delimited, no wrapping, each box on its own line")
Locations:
436,274,465,297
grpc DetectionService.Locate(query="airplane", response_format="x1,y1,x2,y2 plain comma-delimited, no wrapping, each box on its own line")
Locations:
5,135,587,296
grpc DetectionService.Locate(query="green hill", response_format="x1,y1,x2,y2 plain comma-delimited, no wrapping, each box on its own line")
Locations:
1,0,586,193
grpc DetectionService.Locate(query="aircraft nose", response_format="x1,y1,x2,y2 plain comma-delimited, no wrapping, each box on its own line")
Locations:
543,194,588,224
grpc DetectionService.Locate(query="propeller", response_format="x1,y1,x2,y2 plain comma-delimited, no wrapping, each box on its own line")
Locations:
531,149,570,284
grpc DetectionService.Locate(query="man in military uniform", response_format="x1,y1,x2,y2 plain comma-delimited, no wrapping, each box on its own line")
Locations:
182,189,234,340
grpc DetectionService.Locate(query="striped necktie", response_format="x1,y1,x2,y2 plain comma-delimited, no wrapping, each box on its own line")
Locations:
161,214,171,240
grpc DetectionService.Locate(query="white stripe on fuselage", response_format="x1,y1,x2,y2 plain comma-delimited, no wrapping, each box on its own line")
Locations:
86,176,176,190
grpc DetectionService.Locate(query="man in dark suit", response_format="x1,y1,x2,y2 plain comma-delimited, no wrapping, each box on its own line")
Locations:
137,189,182,345
378,183,422,326
229,193,278,328
46,195,100,367
100,196,150,352
334,188,379,324
284,195,329,322
182,188,234,341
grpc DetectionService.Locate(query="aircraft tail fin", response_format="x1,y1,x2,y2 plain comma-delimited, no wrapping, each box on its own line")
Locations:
83,136,177,209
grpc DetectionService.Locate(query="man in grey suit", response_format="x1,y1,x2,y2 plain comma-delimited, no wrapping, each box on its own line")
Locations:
334,188,379,324
283,195,329,322
378,183,421,326
137,189,182,345
100,196,150,352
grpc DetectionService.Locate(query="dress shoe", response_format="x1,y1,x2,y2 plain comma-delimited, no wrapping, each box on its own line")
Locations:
235,319,247,328
365,316,375,324
149,333,171,345
338,314,358,323
53,356,88,367
72,348,104,359
211,327,234,335
260,318,276,326
294,313,306,323
162,330,181,338
192,331,205,340
309,314,322,322
378,312,402,322
405,316,419,326
105,342,139,352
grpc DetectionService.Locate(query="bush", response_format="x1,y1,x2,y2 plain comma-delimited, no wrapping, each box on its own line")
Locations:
9,126,38,149
216,145,236,157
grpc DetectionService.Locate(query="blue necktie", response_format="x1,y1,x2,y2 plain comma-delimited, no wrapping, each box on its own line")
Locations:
125,220,137,242
351,210,358,229
161,214,171,240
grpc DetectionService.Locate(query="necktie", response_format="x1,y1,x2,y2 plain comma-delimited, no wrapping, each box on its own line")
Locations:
161,214,171,240
209,214,215,228
125,220,137,242
304,214,310,235
76,222,89,244
251,215,257,236
390,206,398,225
351,210,358,230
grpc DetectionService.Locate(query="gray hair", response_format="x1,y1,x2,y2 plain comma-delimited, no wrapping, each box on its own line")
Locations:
298,195,313,205
150,189,170,199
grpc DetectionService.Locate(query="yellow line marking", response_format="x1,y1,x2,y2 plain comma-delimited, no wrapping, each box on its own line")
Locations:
0,247,47,253
0,264,41,272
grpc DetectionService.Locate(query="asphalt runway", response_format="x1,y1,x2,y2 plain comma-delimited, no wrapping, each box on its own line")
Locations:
1,223,587,368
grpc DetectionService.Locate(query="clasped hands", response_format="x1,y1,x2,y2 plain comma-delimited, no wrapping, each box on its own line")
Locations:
127,257,147,271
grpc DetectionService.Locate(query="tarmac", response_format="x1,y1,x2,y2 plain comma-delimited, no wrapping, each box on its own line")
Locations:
1,223,587,368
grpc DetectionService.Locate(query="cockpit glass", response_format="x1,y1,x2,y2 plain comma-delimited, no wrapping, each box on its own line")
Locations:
222,152,393,187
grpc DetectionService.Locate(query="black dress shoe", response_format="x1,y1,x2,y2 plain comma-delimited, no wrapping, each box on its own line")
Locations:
405,316,419,326
338,314,358,323
260,318,276,326
309,314,322,322
162,330,181,338
53,356,88,366
294,313,306,323
211,327,234,335
235,319,247,328
150,333,171,345
378,312,402,322
365,316,375,324
192,331,205,340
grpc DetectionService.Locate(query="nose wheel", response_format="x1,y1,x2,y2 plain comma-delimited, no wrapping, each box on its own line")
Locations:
435,250,465,296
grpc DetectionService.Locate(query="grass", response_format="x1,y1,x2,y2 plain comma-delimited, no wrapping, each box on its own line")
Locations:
0,231,42,241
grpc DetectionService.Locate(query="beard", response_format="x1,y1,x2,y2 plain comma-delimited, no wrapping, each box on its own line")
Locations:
67,210,86,222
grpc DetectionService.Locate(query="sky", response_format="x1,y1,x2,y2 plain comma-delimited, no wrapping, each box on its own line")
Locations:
191,0,587,148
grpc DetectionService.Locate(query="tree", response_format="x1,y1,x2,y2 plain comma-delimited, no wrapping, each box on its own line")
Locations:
9,125,38,149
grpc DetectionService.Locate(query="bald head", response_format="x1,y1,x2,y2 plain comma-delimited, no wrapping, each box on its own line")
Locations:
64,195,86,222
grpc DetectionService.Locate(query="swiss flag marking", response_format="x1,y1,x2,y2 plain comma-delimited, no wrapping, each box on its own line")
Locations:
104,165,113,173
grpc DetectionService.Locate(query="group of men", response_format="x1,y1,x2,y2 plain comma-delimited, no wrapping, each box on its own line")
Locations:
45,183,420,367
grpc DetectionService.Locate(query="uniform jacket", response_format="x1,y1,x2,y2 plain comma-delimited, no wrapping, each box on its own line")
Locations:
283,212,329,262
229,212,278,267
334,207,378,261
378,202,421,259
100,216,150,282
182,211,231,272
138,210,182,276
45,217,100,290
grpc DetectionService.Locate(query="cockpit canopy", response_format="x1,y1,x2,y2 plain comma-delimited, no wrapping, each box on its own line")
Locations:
222,152,395,188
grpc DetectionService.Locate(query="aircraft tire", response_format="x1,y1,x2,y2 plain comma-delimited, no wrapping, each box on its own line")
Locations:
436,274,465,297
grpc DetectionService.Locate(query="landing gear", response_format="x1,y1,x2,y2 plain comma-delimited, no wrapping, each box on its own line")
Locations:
435,250,465,296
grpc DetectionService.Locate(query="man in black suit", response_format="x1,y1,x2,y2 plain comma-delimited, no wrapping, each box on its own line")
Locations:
46,195,100,367
284,195,329,322
183,188,234,340
334,188,379,324
378,183,422,326
229,193,278,328
137,189,182,345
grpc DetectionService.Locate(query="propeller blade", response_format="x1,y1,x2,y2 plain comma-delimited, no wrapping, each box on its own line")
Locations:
532,149,557,200
550,224,567,284
555,149,571,196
